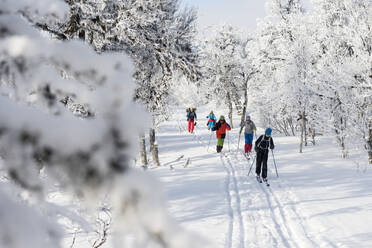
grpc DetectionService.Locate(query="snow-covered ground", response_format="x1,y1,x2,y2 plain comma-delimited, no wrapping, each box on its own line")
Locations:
148,107,372,248
2,105,371,248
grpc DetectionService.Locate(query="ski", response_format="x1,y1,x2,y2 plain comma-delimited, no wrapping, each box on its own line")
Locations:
256,176,262,183
263,179,270,187
244,153,250,160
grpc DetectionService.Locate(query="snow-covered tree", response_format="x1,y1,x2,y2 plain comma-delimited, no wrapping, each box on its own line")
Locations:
0,1,203,247
308,0,372,161
27,0,201,166
249,0,371,162
200,25,247,127
249,0,316,152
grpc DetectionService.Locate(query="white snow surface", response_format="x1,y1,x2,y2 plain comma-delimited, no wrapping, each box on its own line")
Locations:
145,106,372,248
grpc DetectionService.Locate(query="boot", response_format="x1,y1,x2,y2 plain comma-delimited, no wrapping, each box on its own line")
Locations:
247,144,252,152
216,145,223,153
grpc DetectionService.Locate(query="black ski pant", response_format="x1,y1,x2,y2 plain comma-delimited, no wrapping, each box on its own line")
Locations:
256,150,269,179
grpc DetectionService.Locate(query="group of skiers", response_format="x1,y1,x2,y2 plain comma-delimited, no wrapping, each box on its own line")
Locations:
186,107,275,182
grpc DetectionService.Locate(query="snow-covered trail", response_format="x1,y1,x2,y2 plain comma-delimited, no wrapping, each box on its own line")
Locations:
150,108,372,248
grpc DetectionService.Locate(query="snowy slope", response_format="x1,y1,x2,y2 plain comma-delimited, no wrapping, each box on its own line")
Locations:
150,106,372,248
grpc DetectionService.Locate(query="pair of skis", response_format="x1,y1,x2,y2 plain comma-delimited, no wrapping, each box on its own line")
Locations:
256,176,270,187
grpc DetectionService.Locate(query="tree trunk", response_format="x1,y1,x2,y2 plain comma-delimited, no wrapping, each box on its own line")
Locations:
299,122,304,153
303,112,308,146
309,128,316,146
139,133,148,167
368,124,372,165
149,128,160,166
239,77,249,134
152,144,160,166
334,117,347,158
227,93,233,128
287,117,296,136
299,111,306,153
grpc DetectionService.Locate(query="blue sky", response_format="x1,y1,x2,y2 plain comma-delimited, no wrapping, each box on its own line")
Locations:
181,0,269,32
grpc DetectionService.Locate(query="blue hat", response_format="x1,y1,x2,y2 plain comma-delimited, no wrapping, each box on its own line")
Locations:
265,128,272,135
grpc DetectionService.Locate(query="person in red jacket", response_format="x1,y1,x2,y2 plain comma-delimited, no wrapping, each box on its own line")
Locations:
212,115,231,153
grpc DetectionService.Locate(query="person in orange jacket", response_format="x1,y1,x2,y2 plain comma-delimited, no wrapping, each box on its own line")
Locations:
212,115,231,153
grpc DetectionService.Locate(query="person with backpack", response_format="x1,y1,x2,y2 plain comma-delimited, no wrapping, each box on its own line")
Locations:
254,128,275,183
186,107,197,133
206,111,216,130
212,115,231,153
240,115,256,155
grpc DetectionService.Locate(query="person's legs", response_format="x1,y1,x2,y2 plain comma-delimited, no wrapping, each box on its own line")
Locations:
244,133,249,153
247,133,253,152
188,121,192,132
262,152,269,179
217,138,225,152
190,120,195,133
208,121,213,129
256,151,263,176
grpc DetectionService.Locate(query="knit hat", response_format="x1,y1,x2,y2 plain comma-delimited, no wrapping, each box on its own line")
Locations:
220,115,225,120
246,115,250,120
265,128,272,135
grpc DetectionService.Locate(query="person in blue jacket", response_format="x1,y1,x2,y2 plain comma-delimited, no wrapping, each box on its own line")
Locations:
206,111,216,130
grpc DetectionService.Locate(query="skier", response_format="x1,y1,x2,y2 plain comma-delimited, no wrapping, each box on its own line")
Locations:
186,107,197,133
212,115,231,153
254,128,275,183
240,115,256,155
206,111,216,130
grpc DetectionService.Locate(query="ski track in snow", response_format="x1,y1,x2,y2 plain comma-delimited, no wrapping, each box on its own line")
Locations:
170,120,340,248
220,153,246,248
226,134,326,248
231,150,280,248
232,143,336,248
179,122,247,248
220,154,234,248
274,179,339,248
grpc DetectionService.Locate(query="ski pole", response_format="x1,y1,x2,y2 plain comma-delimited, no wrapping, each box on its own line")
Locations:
237,131,241,151
247,155,256,176
227,131,230,152
207,131,212,151
271,149,279,177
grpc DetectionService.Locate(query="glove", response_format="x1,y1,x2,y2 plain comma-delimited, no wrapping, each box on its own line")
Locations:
194,122,197,126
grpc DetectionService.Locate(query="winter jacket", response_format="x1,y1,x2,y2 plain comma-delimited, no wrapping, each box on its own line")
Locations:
187,111,197,121
212,121,231,139
206,113,216,125
255,135,274,153
243,120,256,134
206,113,216,121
